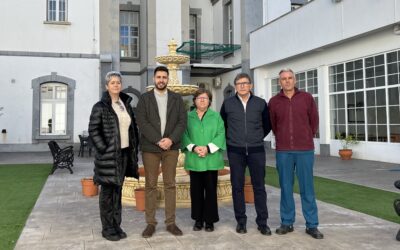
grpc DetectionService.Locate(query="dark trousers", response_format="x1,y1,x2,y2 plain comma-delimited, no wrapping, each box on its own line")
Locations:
190,170,219,224
227,150,268,227
99,148,128,234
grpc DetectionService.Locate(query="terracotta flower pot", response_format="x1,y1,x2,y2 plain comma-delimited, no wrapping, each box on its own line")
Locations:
339,149,353,160
134,188,146,211
218,168,230,176
81,177,98,197
244,184,254,203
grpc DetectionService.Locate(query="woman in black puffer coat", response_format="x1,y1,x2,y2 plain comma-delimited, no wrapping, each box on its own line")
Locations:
89,71,139,241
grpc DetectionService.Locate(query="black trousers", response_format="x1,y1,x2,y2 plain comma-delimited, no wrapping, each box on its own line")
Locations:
99,148,128,233
189,170,219,224
227,150,268,227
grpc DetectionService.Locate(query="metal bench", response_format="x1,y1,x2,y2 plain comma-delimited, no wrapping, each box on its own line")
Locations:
48,141,74,174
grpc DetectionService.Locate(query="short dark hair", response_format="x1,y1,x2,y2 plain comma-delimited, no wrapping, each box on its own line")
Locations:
154,66,169,76
193,88,212,107
234,73,252,85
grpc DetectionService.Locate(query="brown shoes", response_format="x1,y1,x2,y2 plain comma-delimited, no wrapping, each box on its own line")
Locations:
142,224,156,238
166,223,183,236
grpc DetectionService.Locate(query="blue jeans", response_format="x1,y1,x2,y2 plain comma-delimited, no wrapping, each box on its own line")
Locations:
228,150,268,227
276,151,319,228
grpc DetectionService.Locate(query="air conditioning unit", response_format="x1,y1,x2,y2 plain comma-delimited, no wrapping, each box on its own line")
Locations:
213,77,222,89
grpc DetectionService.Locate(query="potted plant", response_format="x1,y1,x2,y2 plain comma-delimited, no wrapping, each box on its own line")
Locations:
336,133,359,160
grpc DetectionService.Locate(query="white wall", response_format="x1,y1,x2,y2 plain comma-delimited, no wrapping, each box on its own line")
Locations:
262,0,291,24
250,0,400,68
189,0,214,43
0,56,99,144
156,0,183,57
253,27,400,163
0,0,100,54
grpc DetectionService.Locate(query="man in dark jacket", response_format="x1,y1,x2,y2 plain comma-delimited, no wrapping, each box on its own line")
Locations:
89,71,139,241
136,66,187,238
220,73,272,236
269,68,323,239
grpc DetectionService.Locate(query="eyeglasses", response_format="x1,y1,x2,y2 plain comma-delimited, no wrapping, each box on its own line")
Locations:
116,100,125,111
196,97,209,101
235,82,251,87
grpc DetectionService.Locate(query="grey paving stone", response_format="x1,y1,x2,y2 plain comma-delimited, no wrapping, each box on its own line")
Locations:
2,152,399,249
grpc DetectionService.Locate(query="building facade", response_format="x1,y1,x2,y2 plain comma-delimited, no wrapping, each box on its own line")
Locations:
251,0,400,163
0,0,101,151
0,0,270,151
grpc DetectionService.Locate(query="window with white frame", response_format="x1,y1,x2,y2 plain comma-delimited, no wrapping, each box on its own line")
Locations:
223,1,233,45
296,69,319,137
329,49,400,143
40,83,67,135
227,3,233,44
120,11,139,58
47,0,67,22
189,13,198,60
271,78,280,96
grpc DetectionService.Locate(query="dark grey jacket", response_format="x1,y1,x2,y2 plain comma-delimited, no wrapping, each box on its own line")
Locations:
135,89,187,152
220,94,271,152
88,92,139,186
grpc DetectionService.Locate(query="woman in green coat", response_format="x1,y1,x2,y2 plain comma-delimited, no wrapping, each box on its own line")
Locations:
182,88,226,232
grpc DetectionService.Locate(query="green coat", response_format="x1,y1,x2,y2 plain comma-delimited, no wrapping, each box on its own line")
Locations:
181,108,226,171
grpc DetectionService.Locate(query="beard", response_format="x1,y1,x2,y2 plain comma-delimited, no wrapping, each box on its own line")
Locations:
155,82,167,91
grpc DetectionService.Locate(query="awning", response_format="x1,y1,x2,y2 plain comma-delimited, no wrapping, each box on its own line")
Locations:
177,41,241,59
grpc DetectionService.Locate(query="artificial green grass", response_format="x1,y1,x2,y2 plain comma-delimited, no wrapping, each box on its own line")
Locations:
264,167,399,224
0,164,51,250
226,159,400,224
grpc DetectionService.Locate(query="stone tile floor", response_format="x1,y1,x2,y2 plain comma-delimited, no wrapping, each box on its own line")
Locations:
12,157,399,250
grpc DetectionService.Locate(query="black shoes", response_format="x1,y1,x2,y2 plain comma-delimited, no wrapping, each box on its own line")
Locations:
193,220,203,231
205,223,214,232
276,224,294,235
115,226,127,239
236,223,247,234
257,225,272,236
306,228,324,239
102,230,120,241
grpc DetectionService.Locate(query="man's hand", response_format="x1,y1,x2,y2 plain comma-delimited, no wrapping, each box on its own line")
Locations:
158,138,173,150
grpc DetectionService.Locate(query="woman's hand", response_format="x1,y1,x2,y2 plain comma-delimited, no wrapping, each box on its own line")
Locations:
194,146,208,157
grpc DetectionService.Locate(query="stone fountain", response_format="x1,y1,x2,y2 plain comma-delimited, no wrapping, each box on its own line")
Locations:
121,39,232,208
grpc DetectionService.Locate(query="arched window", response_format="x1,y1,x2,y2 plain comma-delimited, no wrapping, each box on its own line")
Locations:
223,84,235,99
122,86,141,112
40,83,67,135
32,73,75,142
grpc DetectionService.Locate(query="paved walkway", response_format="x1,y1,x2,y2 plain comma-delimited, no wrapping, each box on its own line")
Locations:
1,151,399,249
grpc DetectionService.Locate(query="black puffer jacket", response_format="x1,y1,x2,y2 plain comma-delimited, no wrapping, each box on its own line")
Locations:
89,91,139,186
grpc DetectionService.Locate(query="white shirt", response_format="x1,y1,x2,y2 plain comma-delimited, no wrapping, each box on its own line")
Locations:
237,93,251,111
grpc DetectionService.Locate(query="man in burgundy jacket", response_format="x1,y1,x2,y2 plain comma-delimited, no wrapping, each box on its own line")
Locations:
269,68,323,239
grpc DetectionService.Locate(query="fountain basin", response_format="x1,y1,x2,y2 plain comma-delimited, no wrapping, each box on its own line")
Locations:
121,167,232,208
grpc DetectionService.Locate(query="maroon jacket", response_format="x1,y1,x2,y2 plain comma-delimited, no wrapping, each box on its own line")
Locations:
269,88,318,151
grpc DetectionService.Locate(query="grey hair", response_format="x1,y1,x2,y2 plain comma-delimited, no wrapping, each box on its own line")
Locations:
278,68,295,76
105,71,122,84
